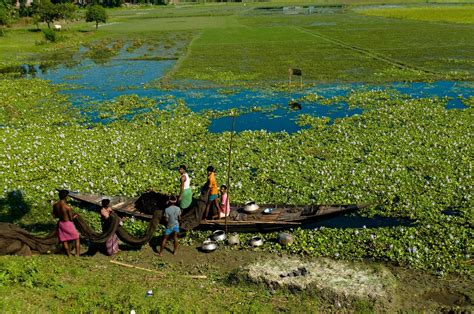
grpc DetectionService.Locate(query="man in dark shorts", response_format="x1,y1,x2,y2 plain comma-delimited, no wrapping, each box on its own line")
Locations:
158,195,181,256
52,190,80,257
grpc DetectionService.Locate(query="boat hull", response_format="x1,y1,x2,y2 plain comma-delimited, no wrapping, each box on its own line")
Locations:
67,190,366,233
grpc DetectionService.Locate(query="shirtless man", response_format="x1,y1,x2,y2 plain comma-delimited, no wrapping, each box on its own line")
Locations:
52,190,80,257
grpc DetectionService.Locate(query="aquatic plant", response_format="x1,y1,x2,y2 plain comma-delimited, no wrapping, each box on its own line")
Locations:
0,78,472,275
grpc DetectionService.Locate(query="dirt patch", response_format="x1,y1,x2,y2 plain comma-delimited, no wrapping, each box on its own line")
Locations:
231,257,396,309
91,244,473,311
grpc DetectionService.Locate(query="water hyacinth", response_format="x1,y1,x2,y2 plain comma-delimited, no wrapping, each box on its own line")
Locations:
0,79,473,275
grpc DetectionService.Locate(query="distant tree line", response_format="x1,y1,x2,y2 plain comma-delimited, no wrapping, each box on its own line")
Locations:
0,0,112,34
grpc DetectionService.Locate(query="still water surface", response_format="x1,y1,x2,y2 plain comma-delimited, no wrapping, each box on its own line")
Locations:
23,51,472,133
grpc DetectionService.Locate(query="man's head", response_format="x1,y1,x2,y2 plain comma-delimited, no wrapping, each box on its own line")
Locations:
168,195,177,204
58,189,69,200
179,164,186,174
207,165,214,174
102,199,111,208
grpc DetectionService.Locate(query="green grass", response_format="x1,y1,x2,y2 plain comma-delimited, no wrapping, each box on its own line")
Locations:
173,25,391,83
0,254,320,312
1,4,473,84
171,10,474,84
360,5,474,24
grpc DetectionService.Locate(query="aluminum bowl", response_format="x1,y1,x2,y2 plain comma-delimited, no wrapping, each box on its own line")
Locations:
244,201,260,214
211,230,226,242
201,240,217,252
249,236,263,247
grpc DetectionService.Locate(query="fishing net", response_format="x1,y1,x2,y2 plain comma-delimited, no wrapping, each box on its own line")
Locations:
0,192,207,256
0,223,59,256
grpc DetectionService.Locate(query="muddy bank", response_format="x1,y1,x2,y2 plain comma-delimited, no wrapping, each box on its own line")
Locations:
107,244,473,312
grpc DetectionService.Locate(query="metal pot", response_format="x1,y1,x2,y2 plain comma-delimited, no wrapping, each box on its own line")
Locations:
278,233,294,246
211,230,226,242
227,233,240,245
249,236,263,247
244,201,260,214
263,208,273,215
201,240,217,252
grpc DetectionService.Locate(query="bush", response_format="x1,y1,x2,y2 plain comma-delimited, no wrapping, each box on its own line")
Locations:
42,28,57,42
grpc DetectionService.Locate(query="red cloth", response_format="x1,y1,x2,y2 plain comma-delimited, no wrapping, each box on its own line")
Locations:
58,221,79,242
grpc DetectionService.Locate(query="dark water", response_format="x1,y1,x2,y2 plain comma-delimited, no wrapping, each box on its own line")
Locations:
304,214,414,230
19,49,473,133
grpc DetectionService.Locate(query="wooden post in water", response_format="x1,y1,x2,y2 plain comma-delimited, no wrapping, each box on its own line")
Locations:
225,111,237,234
288,68,303,89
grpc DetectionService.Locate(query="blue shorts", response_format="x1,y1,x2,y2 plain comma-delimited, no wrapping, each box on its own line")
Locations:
164,225,179,236
208,194,218,201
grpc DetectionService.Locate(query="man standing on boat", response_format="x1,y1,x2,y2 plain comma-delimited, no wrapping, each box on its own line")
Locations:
178,165,192,210
52,190,80,257
203,165,219,221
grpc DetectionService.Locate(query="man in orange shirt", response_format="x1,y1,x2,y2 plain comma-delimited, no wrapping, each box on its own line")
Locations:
203,165,219,221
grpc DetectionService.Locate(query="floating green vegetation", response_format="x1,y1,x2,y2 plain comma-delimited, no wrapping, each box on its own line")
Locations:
0,78,473,275
0,79,79,125
460,96,473,108
83,39,124,64
126,38,145,52
82,94,159,121
296,114,330,128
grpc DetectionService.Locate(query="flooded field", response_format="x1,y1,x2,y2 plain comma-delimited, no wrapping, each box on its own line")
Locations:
15,45,473,133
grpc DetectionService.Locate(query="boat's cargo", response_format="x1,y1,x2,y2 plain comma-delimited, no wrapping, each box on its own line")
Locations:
263,208,273,215
244,201,260,214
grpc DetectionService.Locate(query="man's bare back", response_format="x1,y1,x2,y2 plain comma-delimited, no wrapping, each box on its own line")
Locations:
53,200,73,222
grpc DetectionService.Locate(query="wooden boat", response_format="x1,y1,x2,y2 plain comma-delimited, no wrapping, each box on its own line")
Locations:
67,190,370,233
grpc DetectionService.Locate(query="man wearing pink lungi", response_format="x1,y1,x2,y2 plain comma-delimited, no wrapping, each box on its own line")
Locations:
53,190,80,257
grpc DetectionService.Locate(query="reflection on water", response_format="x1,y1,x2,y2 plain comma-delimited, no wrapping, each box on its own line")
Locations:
12,45,473,133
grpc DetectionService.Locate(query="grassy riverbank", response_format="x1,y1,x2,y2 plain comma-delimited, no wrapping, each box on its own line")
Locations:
1,246,472,312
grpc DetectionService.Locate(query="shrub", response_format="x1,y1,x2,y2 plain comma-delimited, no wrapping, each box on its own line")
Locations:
42,28,57,42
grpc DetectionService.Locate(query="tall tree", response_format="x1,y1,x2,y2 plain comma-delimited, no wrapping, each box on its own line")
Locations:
37,0,61,29
0,0,12,35
58,2,77,23
85,4,107,30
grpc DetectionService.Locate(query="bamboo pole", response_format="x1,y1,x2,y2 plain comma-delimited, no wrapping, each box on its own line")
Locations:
110,260,207,279
225,111,237,234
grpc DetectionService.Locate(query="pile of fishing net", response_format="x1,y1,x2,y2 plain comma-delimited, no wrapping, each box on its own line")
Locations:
0,192,206,256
